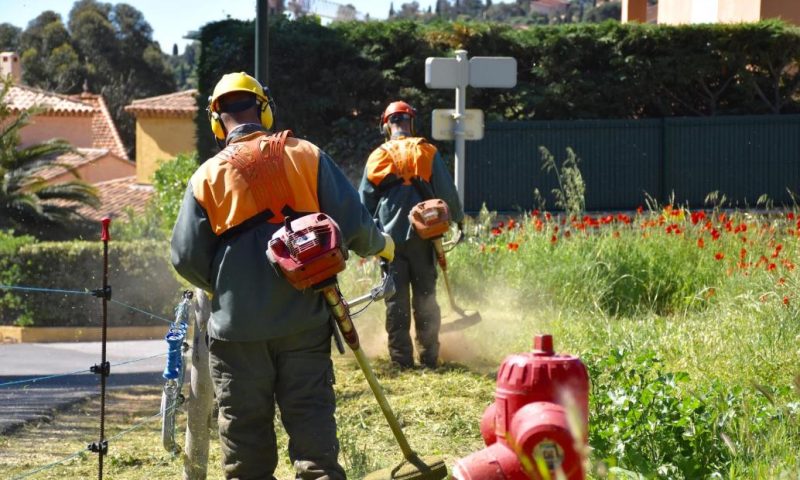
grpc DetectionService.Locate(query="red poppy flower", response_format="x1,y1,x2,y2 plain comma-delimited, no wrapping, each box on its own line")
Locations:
783,296,790,305
550,234,557,244
697,238,705,248
768,263,777,271
507,242,519,251
636,205,644,215
788,212,795,220
739,248,747,260
690,211,706,225
491,228,502,236
532,209,540,217
507,218,516,230
715,252,724,260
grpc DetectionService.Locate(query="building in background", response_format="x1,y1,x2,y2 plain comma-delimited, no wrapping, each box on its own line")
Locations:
2,51,154,222
623,0,800,25
124,89,198,185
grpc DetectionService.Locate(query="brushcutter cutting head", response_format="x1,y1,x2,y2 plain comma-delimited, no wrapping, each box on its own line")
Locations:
409,199,451,240
266,213,348,290
364,455,448,480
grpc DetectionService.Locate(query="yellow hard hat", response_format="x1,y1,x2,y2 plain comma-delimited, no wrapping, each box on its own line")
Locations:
207,72,274,139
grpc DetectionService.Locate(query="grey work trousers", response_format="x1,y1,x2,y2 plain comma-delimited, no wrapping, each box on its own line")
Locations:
209,322,346,480
384,235,441,368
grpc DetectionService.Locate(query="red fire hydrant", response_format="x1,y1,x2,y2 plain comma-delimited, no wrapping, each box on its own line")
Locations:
451,334,590,480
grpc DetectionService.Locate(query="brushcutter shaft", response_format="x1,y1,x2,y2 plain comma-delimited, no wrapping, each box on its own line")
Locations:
321,285,359,350
432,238,447,270
350,345,417,460
321,283,418,461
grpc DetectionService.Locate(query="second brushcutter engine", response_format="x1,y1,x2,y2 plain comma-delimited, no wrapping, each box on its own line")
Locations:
409,199,481,326
409,199,451,244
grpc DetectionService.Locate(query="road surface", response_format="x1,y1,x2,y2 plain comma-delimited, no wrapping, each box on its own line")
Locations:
0,340,167,434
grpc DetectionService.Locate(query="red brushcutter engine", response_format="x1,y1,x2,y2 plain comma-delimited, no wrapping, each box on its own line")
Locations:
409,199,451,240
266,213,348,290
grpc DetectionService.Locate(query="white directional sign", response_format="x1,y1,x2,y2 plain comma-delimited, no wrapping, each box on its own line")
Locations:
425,57,467,89
432,109,484,141
424,50,517,207
468,57,517,88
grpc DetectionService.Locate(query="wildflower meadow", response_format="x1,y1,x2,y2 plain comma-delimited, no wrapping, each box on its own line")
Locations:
437,202,800,477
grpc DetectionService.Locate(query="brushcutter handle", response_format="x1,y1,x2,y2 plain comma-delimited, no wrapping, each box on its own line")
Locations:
379,258,395,301
441,221,465,250
347,258,395,308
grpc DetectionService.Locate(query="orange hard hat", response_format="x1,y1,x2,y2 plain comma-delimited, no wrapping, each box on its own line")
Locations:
381,101,416,125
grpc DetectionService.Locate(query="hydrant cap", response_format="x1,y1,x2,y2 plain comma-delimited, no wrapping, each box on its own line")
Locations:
533,334,554,356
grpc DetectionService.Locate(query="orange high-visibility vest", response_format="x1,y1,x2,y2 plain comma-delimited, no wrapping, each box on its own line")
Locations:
192,130,321,236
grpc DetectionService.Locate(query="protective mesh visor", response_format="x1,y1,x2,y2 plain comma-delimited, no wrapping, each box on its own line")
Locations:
388,113,411,124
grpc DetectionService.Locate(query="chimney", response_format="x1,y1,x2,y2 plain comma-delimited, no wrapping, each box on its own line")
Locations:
0,52,21,84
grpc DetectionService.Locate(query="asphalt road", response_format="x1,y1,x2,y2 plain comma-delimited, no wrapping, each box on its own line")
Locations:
0,340,167,434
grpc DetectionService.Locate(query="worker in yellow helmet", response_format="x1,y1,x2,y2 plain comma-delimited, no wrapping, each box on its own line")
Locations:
359,100,464,369
171,72,394,480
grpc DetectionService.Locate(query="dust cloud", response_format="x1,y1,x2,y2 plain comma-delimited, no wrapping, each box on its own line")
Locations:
345,278,551,374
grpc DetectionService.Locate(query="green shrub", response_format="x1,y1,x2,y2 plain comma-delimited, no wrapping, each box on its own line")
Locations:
1,240,181,327
0,230,36,326
586,347,799,479
197,19,800,174
151,152,199,238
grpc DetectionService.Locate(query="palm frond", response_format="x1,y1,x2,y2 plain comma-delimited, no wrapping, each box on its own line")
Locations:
14,140,76,166
36,181,100,209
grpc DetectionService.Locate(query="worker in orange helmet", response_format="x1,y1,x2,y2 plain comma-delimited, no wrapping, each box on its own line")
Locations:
359,100,464,369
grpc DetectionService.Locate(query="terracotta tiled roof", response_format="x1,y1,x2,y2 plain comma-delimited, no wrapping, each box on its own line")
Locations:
125,89,198,118
6,85,95,115
530,0,570,14
35,148,111,182
68,92,129,160
74,176,154,222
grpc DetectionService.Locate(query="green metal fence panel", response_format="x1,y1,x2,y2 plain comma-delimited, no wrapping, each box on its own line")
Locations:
664,116,800,207
465,119,662,212
465,115,800,212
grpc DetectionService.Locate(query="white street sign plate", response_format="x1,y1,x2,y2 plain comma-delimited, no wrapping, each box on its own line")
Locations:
431,109,484,141
425,57,468,89
468,57,517,88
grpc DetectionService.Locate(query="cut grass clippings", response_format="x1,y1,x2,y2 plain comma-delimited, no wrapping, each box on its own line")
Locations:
0,354,495,480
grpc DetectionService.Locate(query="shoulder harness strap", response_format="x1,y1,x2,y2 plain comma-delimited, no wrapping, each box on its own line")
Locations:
226,130,293,221
380,137,427,185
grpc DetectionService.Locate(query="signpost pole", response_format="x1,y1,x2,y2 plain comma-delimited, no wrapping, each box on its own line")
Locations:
453,49,468,207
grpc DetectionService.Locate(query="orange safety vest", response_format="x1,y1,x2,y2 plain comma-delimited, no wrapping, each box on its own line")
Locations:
366,137,436,187
192,130,321,236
